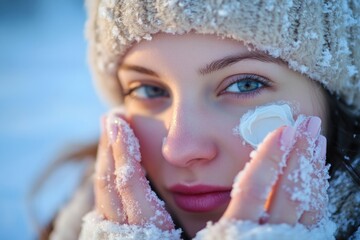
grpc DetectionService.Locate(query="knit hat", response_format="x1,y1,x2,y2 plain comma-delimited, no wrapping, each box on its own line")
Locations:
85,0,360,115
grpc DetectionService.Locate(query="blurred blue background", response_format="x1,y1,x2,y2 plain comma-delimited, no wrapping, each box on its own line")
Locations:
0,0,106,239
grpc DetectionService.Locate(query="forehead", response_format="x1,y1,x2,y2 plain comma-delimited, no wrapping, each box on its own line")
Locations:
122,33,283,70
123,33,248,62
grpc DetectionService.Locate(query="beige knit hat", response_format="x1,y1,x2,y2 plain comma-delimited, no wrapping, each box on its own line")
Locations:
85,0,360,115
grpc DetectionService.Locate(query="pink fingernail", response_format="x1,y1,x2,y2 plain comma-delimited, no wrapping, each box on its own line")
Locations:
259,212,269,224
318,135,327,159
280,126,296,150
307,116,321,138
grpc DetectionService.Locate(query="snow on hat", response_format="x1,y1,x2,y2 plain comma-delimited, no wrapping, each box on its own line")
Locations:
85,0,360,114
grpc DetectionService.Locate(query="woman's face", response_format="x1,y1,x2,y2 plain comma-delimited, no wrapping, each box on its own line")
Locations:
118,33,328,237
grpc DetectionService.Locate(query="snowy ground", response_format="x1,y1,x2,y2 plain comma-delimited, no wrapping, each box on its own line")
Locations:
0,1,106,239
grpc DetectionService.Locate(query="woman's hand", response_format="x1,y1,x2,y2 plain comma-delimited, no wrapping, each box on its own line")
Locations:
222,116,329,227
94,111,175,230
94,110,328,237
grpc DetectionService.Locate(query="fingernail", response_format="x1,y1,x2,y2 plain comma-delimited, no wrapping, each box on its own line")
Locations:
259,212,269,224
307,116,321,138
280,126,296,150
106,114,120,144
318,135,327,160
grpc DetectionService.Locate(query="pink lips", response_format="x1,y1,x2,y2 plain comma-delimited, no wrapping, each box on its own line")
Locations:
170,184,231,212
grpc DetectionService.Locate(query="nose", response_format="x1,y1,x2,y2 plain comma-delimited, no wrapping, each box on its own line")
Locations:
162,101,217,167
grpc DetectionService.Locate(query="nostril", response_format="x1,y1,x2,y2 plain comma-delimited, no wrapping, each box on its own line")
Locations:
162,105,217,166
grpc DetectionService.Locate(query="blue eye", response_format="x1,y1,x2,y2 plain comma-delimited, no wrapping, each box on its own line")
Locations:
224,75,267,94
126,85,169,99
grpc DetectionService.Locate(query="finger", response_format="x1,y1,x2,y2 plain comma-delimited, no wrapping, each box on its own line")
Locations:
108,114,175,230
266,116,314,223
264,154,300,225
222,125,296,222
300,135,329,226
94,116,126,223
267,116,322,225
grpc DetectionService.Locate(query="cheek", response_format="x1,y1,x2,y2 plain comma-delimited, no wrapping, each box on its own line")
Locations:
287,86,328,132
216,118,255,179
277,77,327,119
129,116,165,177
227,134,254,169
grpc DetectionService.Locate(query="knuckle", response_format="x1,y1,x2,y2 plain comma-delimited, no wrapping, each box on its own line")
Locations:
95,175,112,191
240,184,269,203
265,153,286,172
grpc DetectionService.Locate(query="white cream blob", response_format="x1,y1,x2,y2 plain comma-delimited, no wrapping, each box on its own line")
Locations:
233,104,295,148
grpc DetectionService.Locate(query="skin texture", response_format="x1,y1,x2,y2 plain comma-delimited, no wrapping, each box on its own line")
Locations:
95,33,329,238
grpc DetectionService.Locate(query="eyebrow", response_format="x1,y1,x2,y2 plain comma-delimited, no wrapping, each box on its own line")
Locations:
119,51,283,77
198,51,284,75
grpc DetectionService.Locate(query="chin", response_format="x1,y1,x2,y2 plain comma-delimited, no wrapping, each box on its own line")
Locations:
168,202,228,238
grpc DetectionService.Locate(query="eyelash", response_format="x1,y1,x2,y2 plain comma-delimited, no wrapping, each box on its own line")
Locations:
219,74,271,98
123,83,169,100
123,74,271,100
